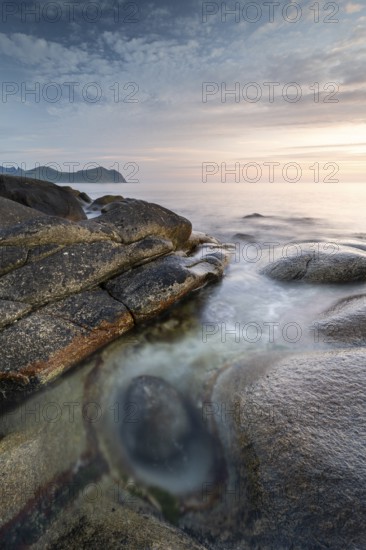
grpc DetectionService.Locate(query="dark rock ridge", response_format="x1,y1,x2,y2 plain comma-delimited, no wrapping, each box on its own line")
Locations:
0,195,229,399
0,165,126,183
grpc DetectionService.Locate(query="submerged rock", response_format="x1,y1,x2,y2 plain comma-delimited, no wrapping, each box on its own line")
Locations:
103,375,224,496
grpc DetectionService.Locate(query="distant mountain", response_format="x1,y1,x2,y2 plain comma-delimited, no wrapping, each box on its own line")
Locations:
0,165,126,183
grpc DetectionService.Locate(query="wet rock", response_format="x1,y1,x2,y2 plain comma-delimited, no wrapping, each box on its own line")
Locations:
88,195,124,212
62,186,92,204
0,237,173,306
29,478,207,550
183,231,221,254
103,375,223,496
313,293,366,346
260,242,366,283
243,213,264,219
0,192,229,398
0,292,134,395
94,198,192,249
105,250,229,323
0,174,86,221
188,349,366,549
232,233,255,241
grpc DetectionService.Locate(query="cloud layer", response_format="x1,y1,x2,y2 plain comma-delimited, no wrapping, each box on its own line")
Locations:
0,0,365,183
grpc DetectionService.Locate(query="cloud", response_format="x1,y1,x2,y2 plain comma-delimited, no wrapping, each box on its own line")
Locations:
345,3,364,14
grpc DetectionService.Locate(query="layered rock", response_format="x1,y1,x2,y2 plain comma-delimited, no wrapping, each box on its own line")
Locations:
0,196,229,399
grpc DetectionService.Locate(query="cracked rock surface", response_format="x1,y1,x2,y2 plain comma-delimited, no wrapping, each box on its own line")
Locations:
0,195,229,399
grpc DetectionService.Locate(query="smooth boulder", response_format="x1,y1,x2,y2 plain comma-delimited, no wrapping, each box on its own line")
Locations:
313,293,366,346
189,349,366,549
260,241,366,283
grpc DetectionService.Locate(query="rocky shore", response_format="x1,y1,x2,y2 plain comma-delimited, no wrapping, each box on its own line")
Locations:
0,175,230,399
0,177,365,549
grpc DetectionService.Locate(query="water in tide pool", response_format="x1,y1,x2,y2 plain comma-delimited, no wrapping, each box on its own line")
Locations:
66,182,366,389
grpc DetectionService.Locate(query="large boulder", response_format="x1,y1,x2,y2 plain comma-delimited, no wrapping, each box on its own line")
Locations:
93,198,192,249
0,174,87,221
183,349,366,549
0,195,229,398
260,241,366,283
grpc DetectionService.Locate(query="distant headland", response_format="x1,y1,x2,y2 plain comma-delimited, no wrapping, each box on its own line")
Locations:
0,165,126,183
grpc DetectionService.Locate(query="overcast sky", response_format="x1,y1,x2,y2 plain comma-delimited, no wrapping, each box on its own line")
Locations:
0,0,365,183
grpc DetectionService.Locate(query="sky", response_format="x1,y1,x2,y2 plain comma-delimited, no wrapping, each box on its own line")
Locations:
0,0,365,184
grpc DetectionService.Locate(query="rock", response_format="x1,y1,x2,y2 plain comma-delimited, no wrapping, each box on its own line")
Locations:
0,174,87,221
0,237,173,306
0,197,46,229
27,478,208,550
0,290,134,396
105,250,229,323
260,242,366,283
183,231,221,254
313,293,366,346
88,195,124,212
0,246,28,276
186,349,366,549
103,375,224,496
94,198,192,249
232,233,255,241
0,192,229,399
62,186,92,204
0,216,121,248
0,299,32,329
243,213,264,219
